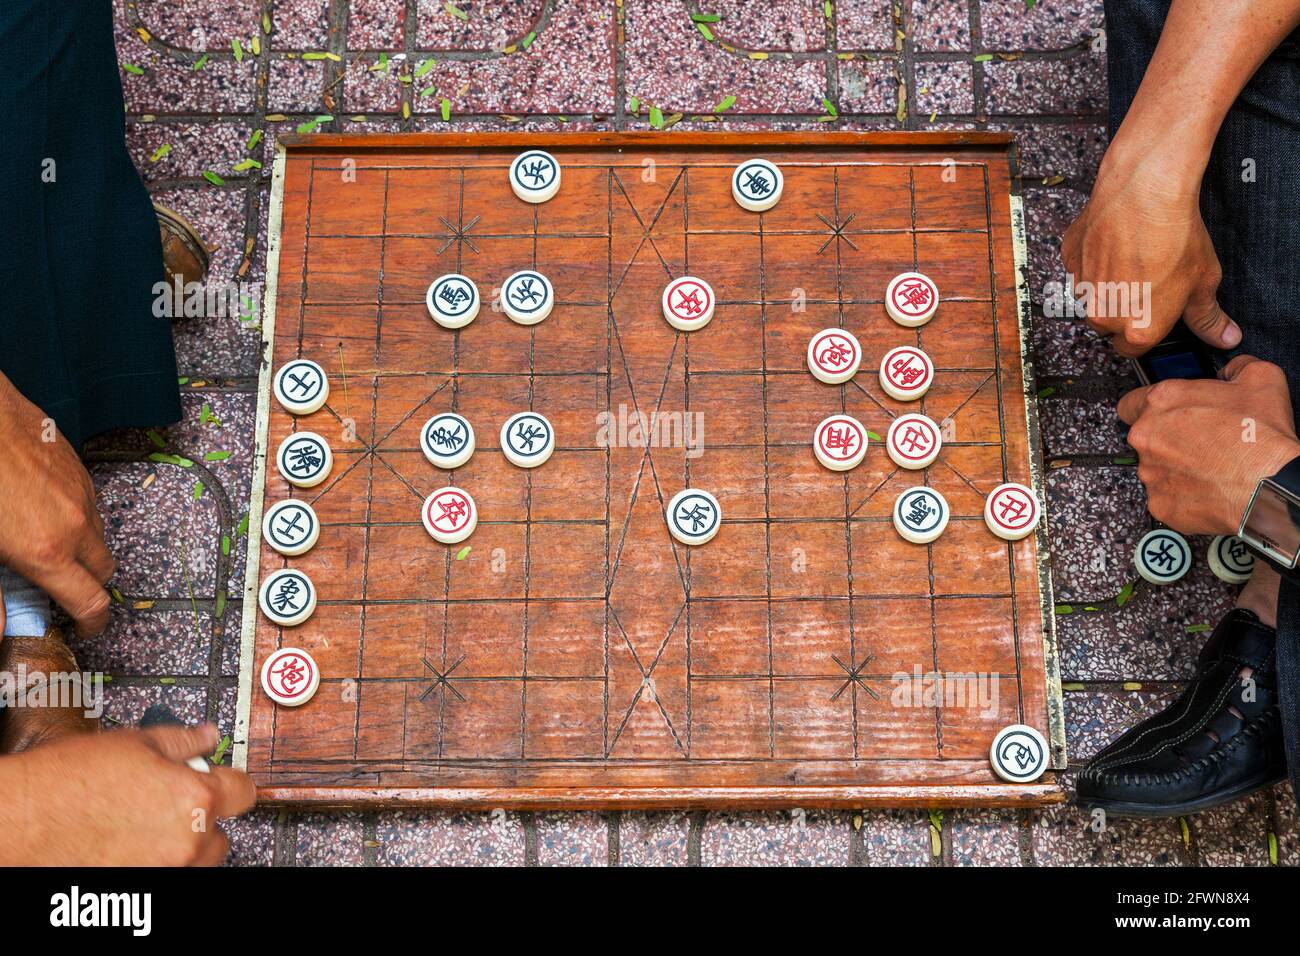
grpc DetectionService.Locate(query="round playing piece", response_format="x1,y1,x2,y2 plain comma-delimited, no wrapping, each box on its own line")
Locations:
276,431,333,488
260,647,320,707
879,345,935,402
885,272,940,328
1135,528,1192,585
426,273,480,329
1208,534,1255,585
421,412,475,469
422,486,477,545
983,482,1040,540
812,414,868,472
731,158,783,212
500,411,555,468
806,328,862,385
885,413,941,470
258,568,317,628
509,149,561,204
893,486,950,544
261,499,321,557
666,488,721,546
661,276,715,331
501,270,554,325
273,359,329,416
989,724,1049,783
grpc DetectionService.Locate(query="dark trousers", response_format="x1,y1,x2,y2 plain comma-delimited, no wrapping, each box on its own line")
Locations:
1106,0,1300,793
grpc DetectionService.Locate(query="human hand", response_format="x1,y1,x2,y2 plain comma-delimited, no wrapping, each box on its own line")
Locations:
1061,154,1240,358
1119,356,1300,534
0,724,256,866
0,374,114,637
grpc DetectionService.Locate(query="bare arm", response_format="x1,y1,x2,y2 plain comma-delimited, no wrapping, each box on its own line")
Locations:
1062,0,1300,355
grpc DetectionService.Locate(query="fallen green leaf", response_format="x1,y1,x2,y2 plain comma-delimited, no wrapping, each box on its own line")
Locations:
1037,385,1056,399
1269,831,1278,865
232,38,244,62
146,429,167,449
821,96,838,117
696,22,715,41
649,106,664,128
192,53,209,72
445,2,468,20
974,53,994,62
522,31,537,49
629,95,640,113
193,480,204,500
440,98,451,121
236,513,250,536
456,545,472,560
221,534,231,556
233,158,262,172
415,57,434,77
714,94,736,113
204,451,232,461
1054,604,1073,615
1116,580,1136,607
691,12,721,22
1185,623,1211,633
866,430,882,442
210,735,232,765
122,63,144,76
202,170,225,186
149,143,171,163
1112,455,1137,465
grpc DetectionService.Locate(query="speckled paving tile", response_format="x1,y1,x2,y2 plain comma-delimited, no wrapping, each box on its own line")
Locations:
349,0,405,49
618,811,692,866
1039,396,1130,458
1274,782,1299,865
1191,790,1274,866
1065,688,1184,765
1045,464,1148,602
93,461,222,600
624,0,827,115
915,60,974,115
948,809,1024,865
836,58,899,114
268,58,329,114
706,0,829,52
535,812,610,866
271,0,333,50
982,54,1106,115
411,3,617,115
857,809,934,865
69,606,214,677
1021,185,1086,294
416,0,548,50
341,57,405,113
133,0,261,48
221,810,276,867
101,682,208,727
1032,775,1189,866
993,122,1108,183
980,0,1103,51
836,0,896,50
121,49,258,115
1031,317,1132,378
128,121,257,184
1055,590,1235,683
295,812,369,866
373,811,527,865
910,0,972,51
701,811,853,866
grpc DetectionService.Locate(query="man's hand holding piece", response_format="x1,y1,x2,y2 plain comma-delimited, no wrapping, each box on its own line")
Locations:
1119,356,1300,535
0,725,256,866
0,372,114,637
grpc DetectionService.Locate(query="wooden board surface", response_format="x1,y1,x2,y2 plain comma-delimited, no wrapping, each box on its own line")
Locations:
234,132,1065,809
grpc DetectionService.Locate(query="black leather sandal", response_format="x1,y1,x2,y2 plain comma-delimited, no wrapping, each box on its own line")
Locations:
1076,608,1287,817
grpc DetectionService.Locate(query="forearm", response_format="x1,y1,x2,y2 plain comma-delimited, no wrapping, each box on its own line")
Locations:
1106,0,1300,193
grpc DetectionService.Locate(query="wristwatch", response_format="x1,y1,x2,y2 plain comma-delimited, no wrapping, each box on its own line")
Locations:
1239,454,1300,577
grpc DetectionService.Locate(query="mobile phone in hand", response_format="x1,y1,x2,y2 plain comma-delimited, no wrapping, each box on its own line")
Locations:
1132,320,1219,385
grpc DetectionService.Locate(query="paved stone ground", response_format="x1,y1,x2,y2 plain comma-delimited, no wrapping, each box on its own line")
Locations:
90,0,1298,866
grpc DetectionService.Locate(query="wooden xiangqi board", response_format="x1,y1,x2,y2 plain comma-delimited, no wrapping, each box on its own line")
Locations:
235,132,1065,809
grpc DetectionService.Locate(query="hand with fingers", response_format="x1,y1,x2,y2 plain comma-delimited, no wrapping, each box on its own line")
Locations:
0,724,256,866
0,372,115,637
1061,160,1240,359
1119,355,1300,534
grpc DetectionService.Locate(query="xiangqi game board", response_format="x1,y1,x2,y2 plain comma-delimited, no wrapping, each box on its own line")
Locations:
234,132,1065,809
